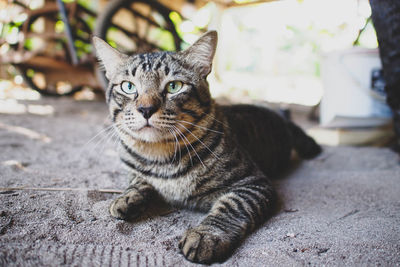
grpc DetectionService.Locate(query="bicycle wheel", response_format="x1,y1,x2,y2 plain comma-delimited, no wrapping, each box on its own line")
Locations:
16,2,96,96
94,0,183,89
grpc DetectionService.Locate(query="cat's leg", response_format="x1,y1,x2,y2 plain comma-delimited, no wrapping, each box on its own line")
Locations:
109,176,155,220
179,177,275,264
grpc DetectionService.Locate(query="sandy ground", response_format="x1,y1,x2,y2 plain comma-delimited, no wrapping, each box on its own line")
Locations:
0,98,399,266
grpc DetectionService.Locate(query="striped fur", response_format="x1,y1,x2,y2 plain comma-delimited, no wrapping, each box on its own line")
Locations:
93,31,321,264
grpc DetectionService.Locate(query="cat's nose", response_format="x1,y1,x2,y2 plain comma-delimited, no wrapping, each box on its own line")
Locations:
137,105,158,119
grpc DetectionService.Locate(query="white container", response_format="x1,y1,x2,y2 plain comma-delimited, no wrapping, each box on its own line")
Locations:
320,47,392,127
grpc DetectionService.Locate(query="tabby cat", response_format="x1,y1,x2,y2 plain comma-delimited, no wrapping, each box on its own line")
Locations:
93,31,321,264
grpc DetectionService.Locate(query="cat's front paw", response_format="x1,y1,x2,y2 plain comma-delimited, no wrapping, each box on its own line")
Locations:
179,228,232,264
109,191,146,220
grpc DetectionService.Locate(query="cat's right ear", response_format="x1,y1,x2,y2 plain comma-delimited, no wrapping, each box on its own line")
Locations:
92,36,126,79
180,31,218,78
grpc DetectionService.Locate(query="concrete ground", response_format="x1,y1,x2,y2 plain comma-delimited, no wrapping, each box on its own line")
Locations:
0,98,399,266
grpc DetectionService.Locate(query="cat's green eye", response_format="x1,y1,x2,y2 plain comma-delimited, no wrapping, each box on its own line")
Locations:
166,81,183,94
121,81,136,94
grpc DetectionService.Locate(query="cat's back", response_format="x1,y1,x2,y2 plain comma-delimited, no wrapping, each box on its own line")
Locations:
219,104,293,177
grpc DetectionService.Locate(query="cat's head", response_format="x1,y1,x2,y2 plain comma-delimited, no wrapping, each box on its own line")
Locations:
93,31,218,143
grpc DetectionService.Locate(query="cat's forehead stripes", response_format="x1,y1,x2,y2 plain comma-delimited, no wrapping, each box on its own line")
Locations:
127,52,173,77
122,51,197,83
164,65,170,76
131,67,137,77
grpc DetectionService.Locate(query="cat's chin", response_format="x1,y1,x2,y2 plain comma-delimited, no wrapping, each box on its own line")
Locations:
136,126,165,143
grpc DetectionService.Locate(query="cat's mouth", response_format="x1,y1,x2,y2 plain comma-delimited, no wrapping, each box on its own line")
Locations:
138,122,161,133
124,120,159,133
139,125,153,131
141,121,154,129
141,125,154,131
122,119,169,142
133,123,167,143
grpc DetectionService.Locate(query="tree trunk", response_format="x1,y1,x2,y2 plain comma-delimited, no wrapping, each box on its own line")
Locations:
370,0,400,150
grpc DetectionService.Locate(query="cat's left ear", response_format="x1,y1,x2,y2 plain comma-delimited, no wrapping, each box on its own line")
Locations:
180,31,218,77
92,36,127,79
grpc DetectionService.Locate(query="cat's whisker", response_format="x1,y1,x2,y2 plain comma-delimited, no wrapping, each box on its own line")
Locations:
200,111,229,128
166,129,175,163
177,122,220,162
171,127,183,163
79,123,121,158
100,123,121,146
111,135,121,154
172,126,191,165
95,123,121,155
108,125,121,152
165,128,174,161
167,128,179,164
114,125,124,149
173,130,180,164
83,123,116,149
176,120,224,135
173,125,206,169
172,125,194,167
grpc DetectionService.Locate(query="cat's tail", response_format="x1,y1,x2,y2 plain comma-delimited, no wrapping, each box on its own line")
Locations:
288,121,322,159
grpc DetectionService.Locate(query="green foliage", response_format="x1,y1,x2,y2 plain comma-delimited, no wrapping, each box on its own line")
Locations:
151,28,175,51
55,20,65,33
24,38,34,50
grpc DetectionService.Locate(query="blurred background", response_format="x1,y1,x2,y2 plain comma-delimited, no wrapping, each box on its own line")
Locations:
0,0,393,145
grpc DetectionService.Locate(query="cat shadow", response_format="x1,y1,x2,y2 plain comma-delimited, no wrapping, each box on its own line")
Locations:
271,154,303,214
274,152,303,180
